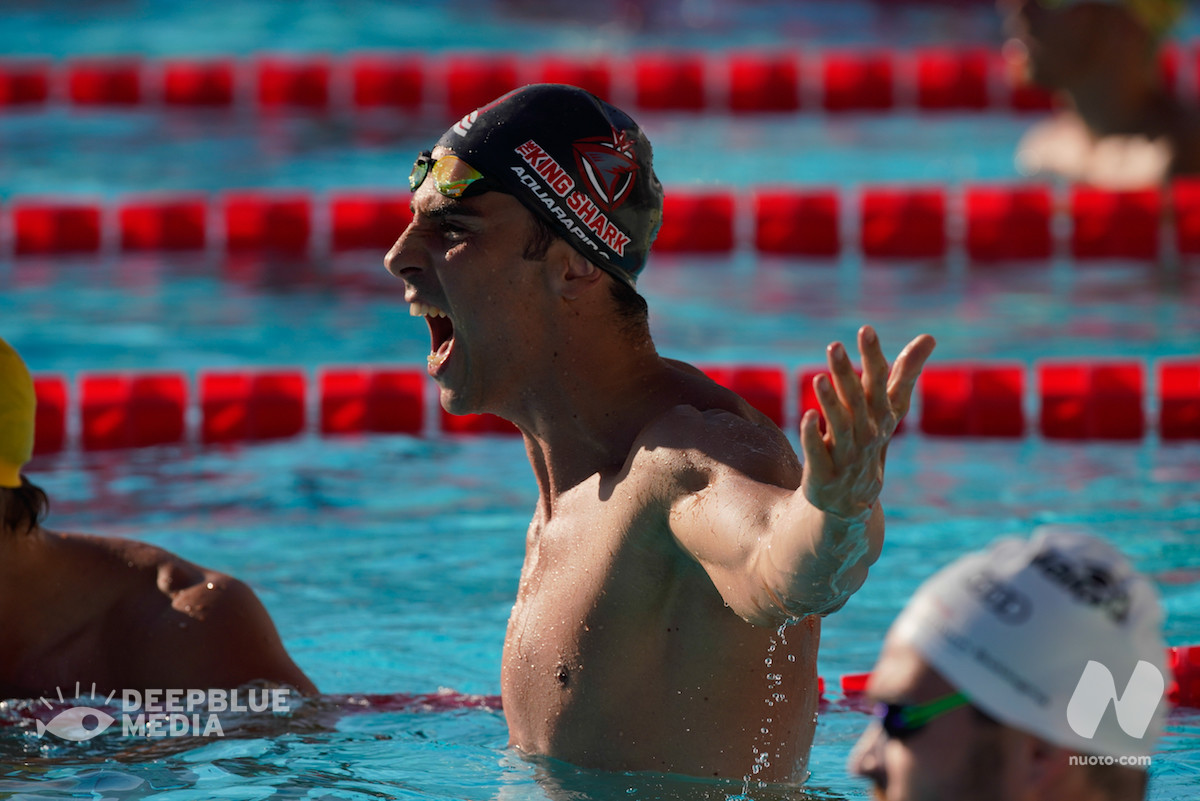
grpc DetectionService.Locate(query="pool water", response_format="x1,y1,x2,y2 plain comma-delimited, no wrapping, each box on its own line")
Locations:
3,1,1200,799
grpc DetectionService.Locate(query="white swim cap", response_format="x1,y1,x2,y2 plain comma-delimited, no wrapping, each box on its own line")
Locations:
889,525,1166,761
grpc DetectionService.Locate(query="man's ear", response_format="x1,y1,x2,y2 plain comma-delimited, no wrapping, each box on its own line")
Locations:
555,246,603,300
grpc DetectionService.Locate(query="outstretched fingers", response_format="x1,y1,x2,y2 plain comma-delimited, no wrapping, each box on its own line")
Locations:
858,325,891,429
802,329,936,524
806,329,936,475
885,333,938,424
826,340,872,449
800,408,833,484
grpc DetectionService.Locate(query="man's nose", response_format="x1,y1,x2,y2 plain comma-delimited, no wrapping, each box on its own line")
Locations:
847,721,887,783
383,221,421,279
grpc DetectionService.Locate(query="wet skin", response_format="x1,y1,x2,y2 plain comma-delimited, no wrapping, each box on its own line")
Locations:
387,151,935,780
849,642,1012,801
847,640,1115,801
0,529,316,699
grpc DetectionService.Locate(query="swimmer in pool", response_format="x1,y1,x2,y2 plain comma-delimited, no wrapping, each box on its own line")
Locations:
999,0,1200,188
849,525,1166,801
0,337,317,700
385,84,936,782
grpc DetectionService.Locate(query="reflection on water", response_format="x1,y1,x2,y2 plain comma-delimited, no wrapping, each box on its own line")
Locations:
514,752,842,801
5,426,1198,799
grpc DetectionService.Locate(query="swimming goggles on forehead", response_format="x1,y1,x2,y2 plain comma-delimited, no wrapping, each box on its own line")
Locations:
873,691,970,741
408,151,505,199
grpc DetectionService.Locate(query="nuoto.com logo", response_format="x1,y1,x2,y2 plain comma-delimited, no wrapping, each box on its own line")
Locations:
33,683,293,741
1066,660,1164,741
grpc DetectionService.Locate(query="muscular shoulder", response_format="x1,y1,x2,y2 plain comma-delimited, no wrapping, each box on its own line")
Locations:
631,396,801,499
147,567,315,693
81,534,249,619
98,543,316,694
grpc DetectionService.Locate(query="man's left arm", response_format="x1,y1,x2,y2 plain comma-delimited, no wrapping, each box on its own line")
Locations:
668,325,935,625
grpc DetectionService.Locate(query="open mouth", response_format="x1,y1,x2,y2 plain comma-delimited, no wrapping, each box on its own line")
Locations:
410,301,454,373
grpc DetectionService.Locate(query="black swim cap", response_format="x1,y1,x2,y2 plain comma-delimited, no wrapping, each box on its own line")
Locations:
435,83,663,289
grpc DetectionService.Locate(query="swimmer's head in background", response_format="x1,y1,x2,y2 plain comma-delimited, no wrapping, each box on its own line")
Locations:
888,525,1166,762
0,338,36,489
423,83,664,290
1039,0,1184,37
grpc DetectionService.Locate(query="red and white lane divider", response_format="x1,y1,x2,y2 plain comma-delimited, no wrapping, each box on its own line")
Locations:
839,643,1200,708
24,358,1200,457
24,359,1200,709
0,45,1191,115
8,180,1200,261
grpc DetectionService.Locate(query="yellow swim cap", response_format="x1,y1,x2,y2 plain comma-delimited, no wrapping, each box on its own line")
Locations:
1040,0,1184,38
1125,0,1185,37
0,337,36,488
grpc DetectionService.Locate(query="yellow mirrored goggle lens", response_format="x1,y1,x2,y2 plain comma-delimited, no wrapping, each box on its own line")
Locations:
409,151,497,198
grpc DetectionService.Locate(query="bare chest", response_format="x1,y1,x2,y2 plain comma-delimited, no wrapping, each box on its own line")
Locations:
505,489,673,665
499,481,686,733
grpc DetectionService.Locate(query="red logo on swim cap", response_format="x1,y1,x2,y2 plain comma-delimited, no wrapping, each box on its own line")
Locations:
451,110,478,137
572,129,639,212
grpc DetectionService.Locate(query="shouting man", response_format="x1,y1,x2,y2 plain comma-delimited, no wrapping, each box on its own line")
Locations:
385,84,936,782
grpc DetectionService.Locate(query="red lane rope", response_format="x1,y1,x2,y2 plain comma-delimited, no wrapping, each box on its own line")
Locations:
0,45,1190,115
6,654,1196,721
841,645,1200,709
23,358,1200,455
8,180,1200,260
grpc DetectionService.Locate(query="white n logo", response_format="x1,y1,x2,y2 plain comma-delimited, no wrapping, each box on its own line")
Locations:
1066,660,1164,740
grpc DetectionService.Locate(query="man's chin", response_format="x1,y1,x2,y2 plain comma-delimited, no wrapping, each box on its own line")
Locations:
439,387,482,419
439,395,468,417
